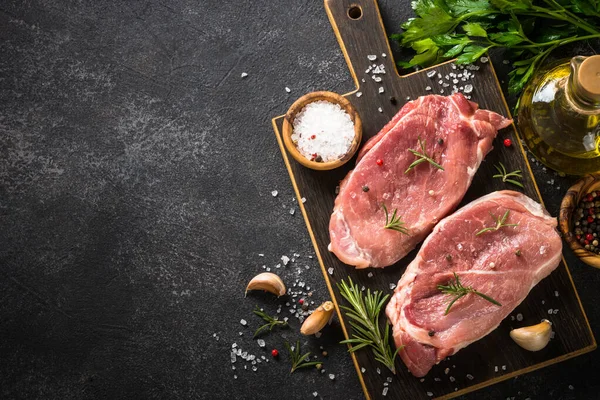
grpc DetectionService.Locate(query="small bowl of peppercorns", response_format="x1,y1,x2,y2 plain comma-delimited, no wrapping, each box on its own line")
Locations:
559,173,600,268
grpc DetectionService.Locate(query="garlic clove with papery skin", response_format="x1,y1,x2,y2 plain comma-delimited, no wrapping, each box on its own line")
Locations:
301,301,335,335
245,273,286,297
509,319,552,351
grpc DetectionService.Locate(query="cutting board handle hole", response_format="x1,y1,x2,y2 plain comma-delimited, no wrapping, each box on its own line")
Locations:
347,5,362,20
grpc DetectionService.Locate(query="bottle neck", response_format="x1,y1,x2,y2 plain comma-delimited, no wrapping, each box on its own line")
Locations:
565,63,600,114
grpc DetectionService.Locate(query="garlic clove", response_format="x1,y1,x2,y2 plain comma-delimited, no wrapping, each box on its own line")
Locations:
245,273,286,297
509,319,552,351
301,301,335,335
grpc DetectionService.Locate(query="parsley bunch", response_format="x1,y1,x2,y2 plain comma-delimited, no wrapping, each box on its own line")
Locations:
393,0,600,95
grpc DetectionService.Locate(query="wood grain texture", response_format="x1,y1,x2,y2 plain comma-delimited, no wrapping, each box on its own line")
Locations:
271,0,596,399
560,173,600,269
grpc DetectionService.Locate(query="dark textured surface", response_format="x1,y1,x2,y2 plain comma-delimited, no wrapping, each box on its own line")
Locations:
0,1,598,400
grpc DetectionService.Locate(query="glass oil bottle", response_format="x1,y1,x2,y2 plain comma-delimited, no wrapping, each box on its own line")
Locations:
518,55,600,175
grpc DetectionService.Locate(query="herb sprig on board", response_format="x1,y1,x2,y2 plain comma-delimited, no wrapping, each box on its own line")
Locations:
338,278,403,374
493,162,524,188
393,0,600,96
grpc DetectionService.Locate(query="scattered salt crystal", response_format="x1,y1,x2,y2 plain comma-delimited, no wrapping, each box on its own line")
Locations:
445,368,450,375
367,272,373,278
233,375,237,379
252,366,257,372
438,80,443,84
550,331,555,339
440,89,444,93
437,73,442,78
569,385,574,390
516,313,523,322
361,78,366,83
542,300,545,304
503,60,510,64
377,368,381,375
367,54,377,61
271,190,278,197
406,96,410,100
289,208,295,215
553,309,559,314
356,92,362,98
257,339,265,348
502,365,507,371
425,86,432,91
313,392,318,397
282,255,290,265
239,332,243,336
378,107,383,113
315,331,322,338
466,374,474,380
382,387,389,396
427,392,433,397
420,378,425,382
329,374,335,380
427,70,437,78
434,378,441,382
387,377,392,383
449,376,455,382
389,283,397,290
328,267,334,275
373,76,382,82
382,53,387,58
555,291,559,297
378,87,385,94
285,87,291,93
241,72,248,78
240,319,247,326
464,84,473,94
494,366,498,372
480,56,489,63
291,101,355,162
361,367,366,373
548,308,553,314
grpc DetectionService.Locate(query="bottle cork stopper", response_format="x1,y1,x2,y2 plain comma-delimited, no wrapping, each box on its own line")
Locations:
578,55,600,102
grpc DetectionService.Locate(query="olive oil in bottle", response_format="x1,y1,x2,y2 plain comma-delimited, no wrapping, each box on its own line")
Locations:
518,55,600,175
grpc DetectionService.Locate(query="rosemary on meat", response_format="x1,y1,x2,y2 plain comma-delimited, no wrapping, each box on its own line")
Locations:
405,136,444,174
382,204,409,235
285,340,321,373
493,162,524,188
476,210,518,236
437,272,502,315
338,278,403,374
253,306,288,337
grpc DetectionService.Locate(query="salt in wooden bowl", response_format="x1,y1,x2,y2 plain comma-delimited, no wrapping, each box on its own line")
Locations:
282,91,362,171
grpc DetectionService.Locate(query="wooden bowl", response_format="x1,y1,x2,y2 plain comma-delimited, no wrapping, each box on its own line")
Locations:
559,173,600,268
282,91,362,171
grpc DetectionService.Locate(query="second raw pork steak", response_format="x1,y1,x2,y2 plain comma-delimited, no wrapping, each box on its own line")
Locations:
386,191,562,377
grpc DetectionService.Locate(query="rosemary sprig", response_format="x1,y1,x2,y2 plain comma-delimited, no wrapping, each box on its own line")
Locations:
253,306,288,338
405,136,444,174
382,204,409,235
493,162,524,188
338,278,402,374
476,210,519,236
437,272,502,315
285,340,321,373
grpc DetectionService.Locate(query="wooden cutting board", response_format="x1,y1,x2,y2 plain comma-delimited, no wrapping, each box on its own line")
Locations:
271,0,596,399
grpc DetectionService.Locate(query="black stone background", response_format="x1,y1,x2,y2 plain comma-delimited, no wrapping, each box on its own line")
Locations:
1,1,599,399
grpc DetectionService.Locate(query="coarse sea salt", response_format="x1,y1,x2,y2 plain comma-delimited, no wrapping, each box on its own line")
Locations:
291,101,355,163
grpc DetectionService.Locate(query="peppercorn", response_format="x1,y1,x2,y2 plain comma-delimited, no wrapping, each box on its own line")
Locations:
586,233,594,241
298,298,304,305
588,216,595,223
376,159,383,166
362,185,369,192
271,349,279,357
438,138,444,145
389,96,397,104
445,254,452,261
503,138,512,147
428,330,435,337
515,249,521,256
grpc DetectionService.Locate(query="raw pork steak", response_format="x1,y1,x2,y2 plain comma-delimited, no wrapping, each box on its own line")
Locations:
329,93,511,268
385,191,562,377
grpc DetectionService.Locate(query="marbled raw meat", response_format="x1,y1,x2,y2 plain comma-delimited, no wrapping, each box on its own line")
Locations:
385,191,562,377
329,93,511,268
